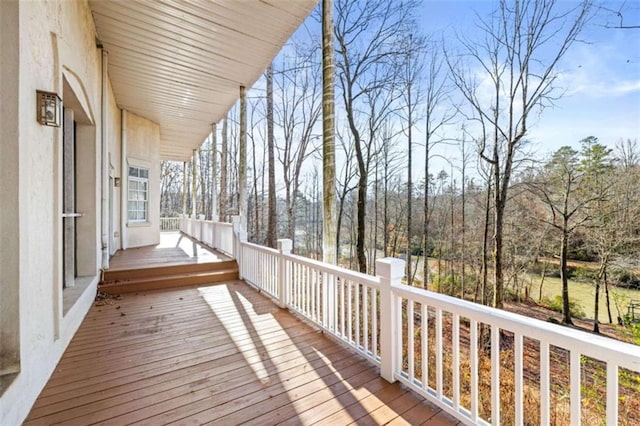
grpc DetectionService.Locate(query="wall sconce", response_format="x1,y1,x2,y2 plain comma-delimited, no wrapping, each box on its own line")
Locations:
36,90,62,127
114,177,121,187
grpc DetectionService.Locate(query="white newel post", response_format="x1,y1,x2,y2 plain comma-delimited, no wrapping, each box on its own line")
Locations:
198,214,205,241
277,239,292,308
232,215,247,278
377,257,405,383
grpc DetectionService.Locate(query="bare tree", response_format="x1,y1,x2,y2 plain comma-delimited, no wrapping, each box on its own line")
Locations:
529,140,605,325
275,47,322,251
334,0,418,272
422,45,456,289
447,0,592,308
400,34,426,283
335,126,358,260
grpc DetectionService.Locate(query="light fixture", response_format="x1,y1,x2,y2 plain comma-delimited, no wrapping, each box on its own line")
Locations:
36,90,62,127
114,177,121,187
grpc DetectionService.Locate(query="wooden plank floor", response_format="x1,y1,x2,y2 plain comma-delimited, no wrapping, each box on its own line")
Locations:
26,281,458,426
109,232,230,271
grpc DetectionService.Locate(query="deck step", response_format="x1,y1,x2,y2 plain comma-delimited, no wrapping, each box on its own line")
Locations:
99,262,239,294
103,259,237,282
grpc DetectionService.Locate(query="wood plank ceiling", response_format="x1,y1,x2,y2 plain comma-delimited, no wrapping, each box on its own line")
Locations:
89,0,317,161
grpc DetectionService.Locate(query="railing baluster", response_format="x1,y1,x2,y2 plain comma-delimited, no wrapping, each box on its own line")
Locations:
436,307,443,399
340,277,345,339
606,362,618,425
421,303,428,391
514,333,523,425
363,285,369,356
453,313,460,411
570,349,581,425
372,288,378,358
355,281,360,349
316,268,321,322
408,300,414,384
348,280,353,344
470,319,478,421
491,325,500,425
540,341,550,426
331,275,340,333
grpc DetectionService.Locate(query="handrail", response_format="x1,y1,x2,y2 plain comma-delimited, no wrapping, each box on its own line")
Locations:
283,252,380,289
395,284,640,371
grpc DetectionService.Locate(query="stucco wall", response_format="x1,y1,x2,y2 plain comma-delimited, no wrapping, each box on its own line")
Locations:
125,111,161,248
107,79,122,253
0,1,121,424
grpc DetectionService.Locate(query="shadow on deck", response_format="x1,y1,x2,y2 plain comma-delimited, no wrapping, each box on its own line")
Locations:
26,280,458,425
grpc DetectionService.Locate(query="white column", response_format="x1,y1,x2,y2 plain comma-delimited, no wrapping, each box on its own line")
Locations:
211,123,218,222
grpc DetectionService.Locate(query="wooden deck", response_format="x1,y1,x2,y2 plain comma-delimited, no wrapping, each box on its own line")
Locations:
26,281,458,425
109,231,230,271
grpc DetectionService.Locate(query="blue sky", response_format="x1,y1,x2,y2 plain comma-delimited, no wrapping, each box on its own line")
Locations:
419,0,640,161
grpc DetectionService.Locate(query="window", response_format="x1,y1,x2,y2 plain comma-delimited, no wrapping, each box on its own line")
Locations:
128,166,148,222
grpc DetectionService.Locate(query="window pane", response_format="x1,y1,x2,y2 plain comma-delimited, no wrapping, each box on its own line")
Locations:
129,166,137,177
140,169,149,179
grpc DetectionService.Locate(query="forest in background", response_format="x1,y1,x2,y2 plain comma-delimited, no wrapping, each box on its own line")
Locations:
160,0,640,335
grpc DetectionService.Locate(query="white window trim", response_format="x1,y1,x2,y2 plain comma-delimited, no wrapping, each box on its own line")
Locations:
127,165,149,224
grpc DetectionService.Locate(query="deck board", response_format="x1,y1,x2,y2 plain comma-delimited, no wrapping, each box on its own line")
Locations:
108,231,230,271
26,280,455,425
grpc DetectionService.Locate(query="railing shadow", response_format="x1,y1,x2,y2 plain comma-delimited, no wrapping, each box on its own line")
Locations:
202,281,444,424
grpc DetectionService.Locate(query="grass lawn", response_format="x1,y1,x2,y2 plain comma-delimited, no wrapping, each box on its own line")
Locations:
526,273,640,323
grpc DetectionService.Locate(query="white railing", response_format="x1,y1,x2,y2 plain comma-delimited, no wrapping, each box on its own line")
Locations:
179,215,234,257
241,241,280,299
393,281,640,425
180,219,640,425
159,217,181,231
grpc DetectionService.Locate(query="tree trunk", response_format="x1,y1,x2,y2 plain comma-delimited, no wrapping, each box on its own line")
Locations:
406,82,413,283
238,85,247,224
593,277,600,333
220,118,228,220
356,172,367,273
560,229,573,325
493,194,504,308
322,0,337,264
538,261,548,303
211,124,218,221
605,271,613,324
266,63,276,248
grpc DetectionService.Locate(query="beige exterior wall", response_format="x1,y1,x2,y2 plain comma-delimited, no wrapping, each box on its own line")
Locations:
124,111,161,248
0,2,124,423
107,80,122,253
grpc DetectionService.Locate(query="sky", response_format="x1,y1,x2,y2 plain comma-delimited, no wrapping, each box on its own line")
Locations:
417,0,640,170
254,0,640,188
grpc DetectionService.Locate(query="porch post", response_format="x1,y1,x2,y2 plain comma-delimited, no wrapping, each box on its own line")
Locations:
277,239,292,308
191,149,197,218
322,0,337,265
182,161,187,216
377,257,404,383
211,123,218,222
239,85,247,227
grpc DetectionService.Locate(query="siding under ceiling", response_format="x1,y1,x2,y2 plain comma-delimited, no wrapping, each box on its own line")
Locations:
90,0,317,161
